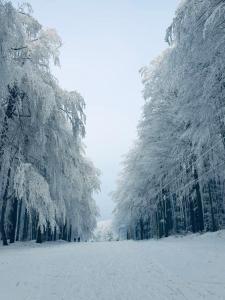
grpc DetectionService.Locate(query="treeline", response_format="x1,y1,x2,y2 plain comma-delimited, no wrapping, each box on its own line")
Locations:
113,0,225,240
0,2,100,246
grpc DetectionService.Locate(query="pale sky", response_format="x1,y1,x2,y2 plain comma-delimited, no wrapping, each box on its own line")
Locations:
12,0,180,220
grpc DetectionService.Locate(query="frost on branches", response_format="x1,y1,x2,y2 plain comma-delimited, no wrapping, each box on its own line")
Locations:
0,1,100,246
113,0,225,240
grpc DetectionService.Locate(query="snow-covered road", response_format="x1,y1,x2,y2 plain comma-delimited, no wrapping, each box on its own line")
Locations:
0,231,225,300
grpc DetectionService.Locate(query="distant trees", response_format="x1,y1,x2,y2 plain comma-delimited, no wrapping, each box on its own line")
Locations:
93,220,115,242
113,0,225,240
0,1,100,245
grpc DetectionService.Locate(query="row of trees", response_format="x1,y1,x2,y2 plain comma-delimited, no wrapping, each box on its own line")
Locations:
113,0,225,240
0,2,100,245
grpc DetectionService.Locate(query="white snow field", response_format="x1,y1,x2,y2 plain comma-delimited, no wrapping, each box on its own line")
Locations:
0,231,225,300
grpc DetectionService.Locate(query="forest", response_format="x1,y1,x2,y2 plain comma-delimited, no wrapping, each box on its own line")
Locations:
0,1,100,246
113,0,225,240
1,1,225,299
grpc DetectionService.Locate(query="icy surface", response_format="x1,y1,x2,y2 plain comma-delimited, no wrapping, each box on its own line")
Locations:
0,231,225,300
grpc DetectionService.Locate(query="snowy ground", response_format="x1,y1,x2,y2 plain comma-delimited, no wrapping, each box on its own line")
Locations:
0,231,225,300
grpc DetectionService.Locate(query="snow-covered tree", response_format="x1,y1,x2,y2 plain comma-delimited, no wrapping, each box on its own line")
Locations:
113,0,225,240
0,1,100,245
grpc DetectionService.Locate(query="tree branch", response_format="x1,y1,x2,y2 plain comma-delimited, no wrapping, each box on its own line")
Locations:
11,38,39,51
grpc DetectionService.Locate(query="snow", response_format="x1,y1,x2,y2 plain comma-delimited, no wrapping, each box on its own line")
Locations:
0,231,225,300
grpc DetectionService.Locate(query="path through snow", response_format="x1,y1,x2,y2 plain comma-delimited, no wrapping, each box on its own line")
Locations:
0,231,225,300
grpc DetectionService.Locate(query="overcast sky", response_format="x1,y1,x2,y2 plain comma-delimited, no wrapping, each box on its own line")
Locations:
12,0,180,220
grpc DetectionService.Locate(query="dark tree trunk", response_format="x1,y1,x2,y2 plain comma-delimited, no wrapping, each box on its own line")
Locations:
16,200,22,241
36,226,42,243
0,85,20,171
63,222,67,241
208,182,217,232
0,85,23,245
0,167,11,246
22,209,29,241
68,224,72,242
47,221,52,241
53,226,57,241
59,225,63,240
9,198,18,243
140,218,144,240
190,200,196,233
193,168,204,232
31,211,38,240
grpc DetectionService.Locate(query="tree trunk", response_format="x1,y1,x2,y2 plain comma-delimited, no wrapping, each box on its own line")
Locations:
0,85,19,172
53,226,57,241
16,200,22,241
22,208,29,241
31,211,38,240
63,222,67,241
36,226,42,243
0,168,11,246
208,181,217,232
193,168,204,232
47,221,52,241
9,198,18,243
0,85,21,245
68,224,72,242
